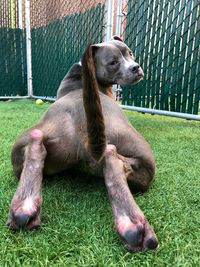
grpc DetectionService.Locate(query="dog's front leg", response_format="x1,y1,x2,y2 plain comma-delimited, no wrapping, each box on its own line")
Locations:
103,145,158,252
7,129,46,230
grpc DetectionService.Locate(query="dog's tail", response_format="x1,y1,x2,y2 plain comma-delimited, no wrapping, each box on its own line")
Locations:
82,45,106,161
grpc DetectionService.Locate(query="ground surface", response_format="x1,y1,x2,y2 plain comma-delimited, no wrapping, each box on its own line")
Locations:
0,99,199,267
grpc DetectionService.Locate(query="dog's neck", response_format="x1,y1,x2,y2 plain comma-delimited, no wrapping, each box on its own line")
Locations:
99,85,115,99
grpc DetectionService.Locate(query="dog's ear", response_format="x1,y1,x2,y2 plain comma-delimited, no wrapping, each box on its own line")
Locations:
91,43,104,57
111,35,123,42
80,44,103,64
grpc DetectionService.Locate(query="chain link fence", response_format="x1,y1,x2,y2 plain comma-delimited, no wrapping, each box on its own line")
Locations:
30,0,106,97
0,0,27,97
121,0,200,115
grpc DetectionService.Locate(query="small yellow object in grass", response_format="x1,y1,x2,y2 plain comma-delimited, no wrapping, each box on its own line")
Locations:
36,99,44,105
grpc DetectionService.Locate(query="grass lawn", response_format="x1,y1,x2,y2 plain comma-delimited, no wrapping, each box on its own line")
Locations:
0,99,199,267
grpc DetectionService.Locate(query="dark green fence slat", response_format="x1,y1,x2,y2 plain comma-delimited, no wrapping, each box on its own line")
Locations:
149,1,159,109
175,0,184,112
153,1,163,110
172,0,183,112
140,0,149,107
166,0,176,111
187,2,198,113
193,11,200,115
168,0,176,111
0,27,26,96
145,0,154,108
159,0,170,111
180,0,192,113
155,2,165,110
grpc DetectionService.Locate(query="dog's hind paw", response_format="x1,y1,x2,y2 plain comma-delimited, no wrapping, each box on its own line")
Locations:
116,215,158,252
7,197,41,230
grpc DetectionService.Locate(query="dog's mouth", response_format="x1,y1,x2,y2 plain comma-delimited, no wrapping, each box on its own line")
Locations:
117,76,143,87
116,70,144,87
129,67,144,85
131,73,144,84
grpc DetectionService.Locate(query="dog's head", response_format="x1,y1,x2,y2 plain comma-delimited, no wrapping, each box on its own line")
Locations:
90,36,144,87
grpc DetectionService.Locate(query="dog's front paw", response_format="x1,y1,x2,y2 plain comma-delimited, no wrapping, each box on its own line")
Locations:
116,215,158,252
7,196,41,230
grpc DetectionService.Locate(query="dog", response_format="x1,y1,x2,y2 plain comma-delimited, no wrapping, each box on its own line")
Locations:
7,36,158,252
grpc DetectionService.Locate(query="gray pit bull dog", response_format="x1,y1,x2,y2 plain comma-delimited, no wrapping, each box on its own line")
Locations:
7,36,159,252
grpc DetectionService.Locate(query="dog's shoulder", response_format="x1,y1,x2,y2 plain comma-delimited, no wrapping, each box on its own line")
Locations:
56,63,82,100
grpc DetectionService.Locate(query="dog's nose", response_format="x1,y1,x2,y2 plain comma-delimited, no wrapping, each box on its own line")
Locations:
132,64,140,73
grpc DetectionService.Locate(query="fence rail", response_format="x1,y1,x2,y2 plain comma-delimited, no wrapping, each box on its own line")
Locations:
0,0,199,119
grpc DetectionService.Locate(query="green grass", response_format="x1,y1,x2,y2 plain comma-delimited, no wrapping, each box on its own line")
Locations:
0,99,199,267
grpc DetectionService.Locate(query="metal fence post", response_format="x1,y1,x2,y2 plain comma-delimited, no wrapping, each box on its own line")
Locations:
115,0,122,37
25,0,33,97
18,0,23,29
105,0,114,41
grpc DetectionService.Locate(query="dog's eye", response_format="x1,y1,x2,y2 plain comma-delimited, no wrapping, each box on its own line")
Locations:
129,51,133,57
110,60,118,65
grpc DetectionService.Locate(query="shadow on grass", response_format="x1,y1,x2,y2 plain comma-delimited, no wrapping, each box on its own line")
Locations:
43,167,105,192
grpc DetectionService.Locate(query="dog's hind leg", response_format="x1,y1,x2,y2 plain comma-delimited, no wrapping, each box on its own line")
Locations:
7,129,47,230
125,155,155,194
103,144,158,252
